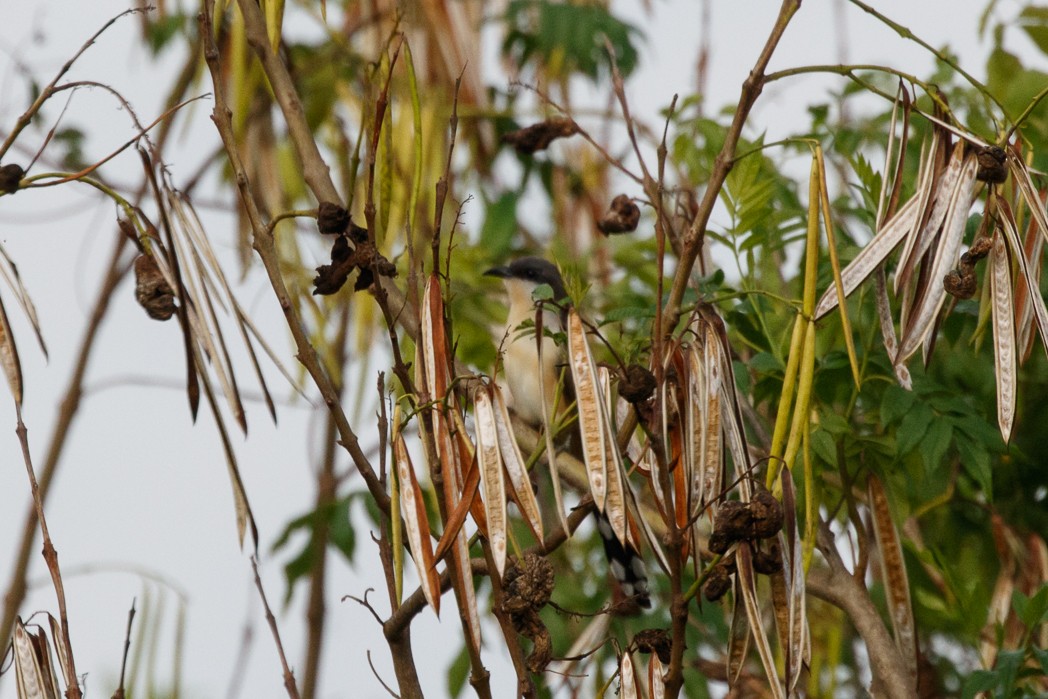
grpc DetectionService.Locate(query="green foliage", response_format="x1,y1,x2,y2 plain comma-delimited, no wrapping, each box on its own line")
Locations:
961,585,1048,698
502,0,641,81
272,494,360,604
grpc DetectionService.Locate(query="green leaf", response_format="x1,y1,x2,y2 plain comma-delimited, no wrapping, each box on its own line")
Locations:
1013,584,1048,627
1033,646,1048,675
956,436,993,498
961,669,1000,699
480,192,519,260
1020,6,1048,56
810,429,836,465
819,410,852,436
749,351,783,374
329,499,357,563
920,419,953,474
503,0,641,81
602,305,656,323
880,384,915,426
896,402,933,455
447,644,470,698
272,497,358,602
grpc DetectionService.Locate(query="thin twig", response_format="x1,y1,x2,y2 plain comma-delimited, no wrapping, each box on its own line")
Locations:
111,599,136,699
664,0,802,333
367,650,401,698
14,405,81,698
251,557,302,699
0,7,152,161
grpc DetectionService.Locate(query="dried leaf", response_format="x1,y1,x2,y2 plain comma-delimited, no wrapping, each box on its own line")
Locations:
894,132,947,296
814,196,920,320
432,453,480,565
1013,204,1045,363
474,387,508,574
999,198,1048,356
703,314,751,501
727,580,750,687
535,305,570,534
619,650,639,699
44,615,70,692
183,335,258,550
648,653,666,699
421,274,450,402
0,244,47,359
168,194,247,431
896,146,978,362
1009,154,1048,247
599,367,627,545
446,459,482,655
394,433,441,614
566,309,609,510
490,383,543,541
782,469,807,692
868,476,918,691
989,230,1016,442
13,619,60,699
737,543,786,699
0,293,23,406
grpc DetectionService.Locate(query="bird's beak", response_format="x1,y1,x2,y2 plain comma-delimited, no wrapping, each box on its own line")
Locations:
484,265,511,279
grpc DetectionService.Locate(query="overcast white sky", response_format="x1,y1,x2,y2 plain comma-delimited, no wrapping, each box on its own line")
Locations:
0,1,1019,697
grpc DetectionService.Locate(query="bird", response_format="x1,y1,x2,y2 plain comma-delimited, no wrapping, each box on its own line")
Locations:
485,257,651,610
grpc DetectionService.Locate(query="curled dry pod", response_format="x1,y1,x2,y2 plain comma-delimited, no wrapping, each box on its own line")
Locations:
0,163,24,193
502,117,579,154
134,254,177,321
598,194,641,235
976,145,1008,184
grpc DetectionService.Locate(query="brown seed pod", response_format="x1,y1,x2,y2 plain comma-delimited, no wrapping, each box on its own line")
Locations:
943,268,978,299
619,363,656,403
0,163,24,194
752,540,783,575
703,560,734,601
944,236,993,300
748,488,784,540
597,194,641,235
632,628,672,664
976,145,1008,184
500,553,556,672
317,202,350,235
502,117,579,154
133,254,176,321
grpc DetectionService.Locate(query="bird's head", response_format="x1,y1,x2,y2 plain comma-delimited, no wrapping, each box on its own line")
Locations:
484,257,569,308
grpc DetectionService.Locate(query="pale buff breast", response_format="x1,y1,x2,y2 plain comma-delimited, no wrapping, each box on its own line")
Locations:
499,280,563,426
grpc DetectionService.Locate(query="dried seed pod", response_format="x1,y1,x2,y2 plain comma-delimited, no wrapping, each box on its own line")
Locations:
632,628,671,664
0,163,24,194
133,254,176,321
748,488,784,540
503,117,579,154
944,236,993,300
965,236,993,261
752,540,783,575
619,363,656,403
709,500,749,554
709,490,784,553
317,202,350,235
501,552,555,615
500,553,556,672
943,268,978,299
703,560,734,601
598,194,641,235
976,145,1008,184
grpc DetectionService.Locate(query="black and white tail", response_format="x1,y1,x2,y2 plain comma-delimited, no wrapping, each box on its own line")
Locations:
596,513,651,610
